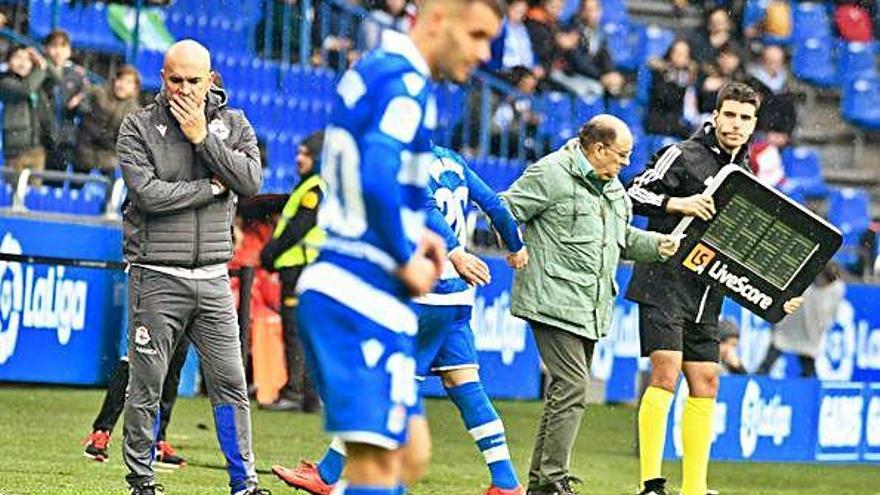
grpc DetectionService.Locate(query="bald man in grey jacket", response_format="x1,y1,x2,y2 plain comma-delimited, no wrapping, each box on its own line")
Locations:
118,40,264,495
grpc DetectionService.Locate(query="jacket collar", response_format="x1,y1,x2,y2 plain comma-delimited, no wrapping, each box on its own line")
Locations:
155,85,228,119
692,122,749,168
381,30,431,77
560,138,624,196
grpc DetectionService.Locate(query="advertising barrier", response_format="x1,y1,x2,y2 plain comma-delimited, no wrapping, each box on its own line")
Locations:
0,214,124,385
662,377,880,463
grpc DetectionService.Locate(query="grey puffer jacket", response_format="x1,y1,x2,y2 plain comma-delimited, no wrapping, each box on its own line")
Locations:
118,87,262,267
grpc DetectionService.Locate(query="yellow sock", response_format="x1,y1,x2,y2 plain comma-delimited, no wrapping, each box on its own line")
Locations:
638,386,674,487
681,396,715,495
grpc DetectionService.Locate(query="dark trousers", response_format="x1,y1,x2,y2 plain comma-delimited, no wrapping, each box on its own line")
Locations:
757,344,816,377
92,335,190,441
527,320,596,489
279,266,319,408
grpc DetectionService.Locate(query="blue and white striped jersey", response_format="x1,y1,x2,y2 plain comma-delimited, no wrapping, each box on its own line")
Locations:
307,30,437,307
417,146,523,306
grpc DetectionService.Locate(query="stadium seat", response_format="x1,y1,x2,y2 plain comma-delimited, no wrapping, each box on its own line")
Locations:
607,97,643,134
540,92,575,149
573,96,604,125
603,21,640,72
838,41,877,84
841,75,880,130
828,187,871,268
792,37,838,87
781,146,830,198
136,49,164,91
638,25,674,69
792,1,832,43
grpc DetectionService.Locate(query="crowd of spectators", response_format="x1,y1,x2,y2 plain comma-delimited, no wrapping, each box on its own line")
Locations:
0,28,142,185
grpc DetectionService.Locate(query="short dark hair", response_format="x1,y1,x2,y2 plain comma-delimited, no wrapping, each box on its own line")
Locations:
715,81,760,111
6,44,28,63
44,29,71,47
427,0,505,18
114,64,142,92
578,119,617,149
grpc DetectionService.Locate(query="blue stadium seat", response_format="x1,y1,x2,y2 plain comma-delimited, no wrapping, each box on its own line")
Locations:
792,1,832,42
540,92,575,149
841,75,880,130
603,21,640,72
792,37,838,88
838,41,877,84
136,49,164,91
600,0,629,26
781,146,829,198
741,0,766,32
573,96,604,125
638,25,674,69
0,182,11,208
828,187,871,267
607,98,643,134
634,65,652,107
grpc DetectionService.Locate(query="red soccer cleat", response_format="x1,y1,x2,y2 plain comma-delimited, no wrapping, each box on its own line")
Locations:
83,430,111,462
485,485,526,495
154,440,186,469
272,460,335,495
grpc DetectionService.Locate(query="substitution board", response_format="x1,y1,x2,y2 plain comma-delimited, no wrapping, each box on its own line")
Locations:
669,165,842,323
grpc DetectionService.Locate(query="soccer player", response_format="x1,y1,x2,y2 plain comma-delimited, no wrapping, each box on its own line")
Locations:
273,146,529,495
289,2,504,494
625,82,802,495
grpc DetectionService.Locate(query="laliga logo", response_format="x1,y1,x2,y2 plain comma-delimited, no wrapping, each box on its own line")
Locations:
0,233,24,364
739,379,792,458
817,298,880,381
0,232,89,365
471,291,527,365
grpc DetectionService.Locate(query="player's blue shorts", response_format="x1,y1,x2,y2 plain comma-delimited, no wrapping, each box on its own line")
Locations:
296,288,419,451
415,304,478,377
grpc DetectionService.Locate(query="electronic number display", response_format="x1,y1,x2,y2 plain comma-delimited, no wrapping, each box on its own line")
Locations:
670,166,842,323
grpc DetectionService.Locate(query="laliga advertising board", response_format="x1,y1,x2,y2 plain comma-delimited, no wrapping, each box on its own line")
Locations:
670,166,842,323
0,215,123,385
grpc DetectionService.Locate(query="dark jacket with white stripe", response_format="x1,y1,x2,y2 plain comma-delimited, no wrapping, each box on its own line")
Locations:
624,123,749,323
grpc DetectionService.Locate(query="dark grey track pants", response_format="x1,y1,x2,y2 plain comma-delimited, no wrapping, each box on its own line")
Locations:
123,266,257,491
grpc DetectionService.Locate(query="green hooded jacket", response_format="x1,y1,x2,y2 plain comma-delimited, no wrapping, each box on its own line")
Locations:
501,138,665,340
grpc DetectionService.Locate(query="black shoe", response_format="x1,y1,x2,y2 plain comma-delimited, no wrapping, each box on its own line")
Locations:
129,483,164,495
534,476,583,495
260,397,303,412
233,487,272,495
637,478,669,495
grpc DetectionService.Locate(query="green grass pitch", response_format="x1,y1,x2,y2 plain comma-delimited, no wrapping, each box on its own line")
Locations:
0,387,877,494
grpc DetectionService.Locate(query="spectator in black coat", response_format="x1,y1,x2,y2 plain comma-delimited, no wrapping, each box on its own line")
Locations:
689,7,735,65
697,41,748,116
550,0,624,100
42,29,88,174
525,0,572,80
747,44,798,141
645,38,700,138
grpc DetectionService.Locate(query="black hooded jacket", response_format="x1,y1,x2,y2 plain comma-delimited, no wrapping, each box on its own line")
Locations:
624,123,750,323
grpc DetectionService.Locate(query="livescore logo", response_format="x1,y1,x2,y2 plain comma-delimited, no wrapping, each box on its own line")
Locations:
682,243,774,310
682,243,717,274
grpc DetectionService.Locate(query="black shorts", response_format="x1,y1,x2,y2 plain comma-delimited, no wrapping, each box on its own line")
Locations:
638,304,719,362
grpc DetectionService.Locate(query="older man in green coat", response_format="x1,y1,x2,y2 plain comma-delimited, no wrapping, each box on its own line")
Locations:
501,115,680,495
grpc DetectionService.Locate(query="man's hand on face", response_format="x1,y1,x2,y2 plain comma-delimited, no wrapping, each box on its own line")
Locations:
169,93,208,144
